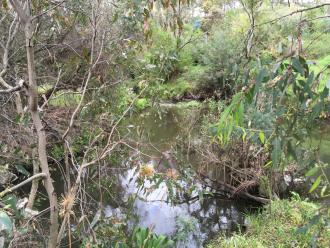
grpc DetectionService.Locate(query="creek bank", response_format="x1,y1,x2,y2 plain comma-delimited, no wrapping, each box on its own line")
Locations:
207,198,330,248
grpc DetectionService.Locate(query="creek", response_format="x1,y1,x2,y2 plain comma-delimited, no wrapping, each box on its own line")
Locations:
31,102,330,247
103,103,259,247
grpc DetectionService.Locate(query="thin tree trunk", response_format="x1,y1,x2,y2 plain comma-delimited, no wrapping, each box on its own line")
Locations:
64,142,71,193
8,1,60,246
27,148,39,209
25,19,59,248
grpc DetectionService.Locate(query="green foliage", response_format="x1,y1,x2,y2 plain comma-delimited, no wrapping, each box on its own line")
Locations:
128,23,178,82
208,198,330,248
0,211,12,233
145,78,194,100
216,56,329,170
50,144,64,161
2,195,21,220
80,217,128,248
134,98,150,111
48,91,81,107
216,92,245,145
305,162,330,197
0,194,27,245
191,27,244,93
174,216,200,246
82,226,173,248
309,55,330,92
175,100,201,109
129,227,174,248
14,164,30,177
83,84,133,120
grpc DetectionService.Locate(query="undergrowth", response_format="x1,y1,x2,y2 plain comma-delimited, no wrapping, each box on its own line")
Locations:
207,197,330,248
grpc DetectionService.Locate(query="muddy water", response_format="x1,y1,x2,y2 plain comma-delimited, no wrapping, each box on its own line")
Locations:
104,103,258,247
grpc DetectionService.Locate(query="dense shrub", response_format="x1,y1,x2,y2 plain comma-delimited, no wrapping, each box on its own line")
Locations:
190,27,245,95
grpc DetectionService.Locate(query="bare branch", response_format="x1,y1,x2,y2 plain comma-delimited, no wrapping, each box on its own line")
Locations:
0,76,13,89
32,0,66,20
8,0,29,23
257,3,330,27
62,26,106,140
0,79,25,93
0,173,46,198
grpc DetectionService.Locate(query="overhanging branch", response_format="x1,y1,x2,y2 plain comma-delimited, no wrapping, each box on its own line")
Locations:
257,3,330,27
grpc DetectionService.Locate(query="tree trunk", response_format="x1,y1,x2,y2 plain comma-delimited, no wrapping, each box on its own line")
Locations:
25,19,59,248
27,148,39,209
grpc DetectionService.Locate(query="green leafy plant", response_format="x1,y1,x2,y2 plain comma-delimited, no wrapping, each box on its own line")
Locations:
129,227,174,248
305,162,330,197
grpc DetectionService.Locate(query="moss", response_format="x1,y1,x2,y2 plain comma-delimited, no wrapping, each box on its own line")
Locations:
207,199,330,248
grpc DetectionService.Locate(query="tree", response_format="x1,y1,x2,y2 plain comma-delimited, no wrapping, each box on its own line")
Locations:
0,0,126,246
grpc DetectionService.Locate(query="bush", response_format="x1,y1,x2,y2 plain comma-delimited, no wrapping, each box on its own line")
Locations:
134,98,150,111
189,24,245,95
128,23,178,82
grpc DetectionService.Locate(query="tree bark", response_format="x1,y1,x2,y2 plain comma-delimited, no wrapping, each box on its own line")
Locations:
8,0,60,246
27,148,40,209
25,20,59,248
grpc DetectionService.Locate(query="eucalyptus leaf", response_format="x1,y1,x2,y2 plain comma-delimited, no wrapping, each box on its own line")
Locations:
309,175,322,193
254,68,268,96
15,164,30,176
259,132,265,144
305,167,318,177
292,57,304,76
0,211,13,232
326,79,330,89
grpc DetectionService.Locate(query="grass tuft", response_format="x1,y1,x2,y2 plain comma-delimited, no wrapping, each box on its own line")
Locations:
207,198,330,248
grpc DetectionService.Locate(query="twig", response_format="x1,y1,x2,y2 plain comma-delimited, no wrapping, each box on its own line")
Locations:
32,1,66,20
257,3,330,27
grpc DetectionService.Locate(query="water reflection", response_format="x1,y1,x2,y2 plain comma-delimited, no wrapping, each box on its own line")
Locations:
105,166,252,247
102,104,259,246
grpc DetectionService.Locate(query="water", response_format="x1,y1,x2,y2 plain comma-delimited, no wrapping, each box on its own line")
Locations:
103,103,257,247
24,103,330,247
104,166,253,247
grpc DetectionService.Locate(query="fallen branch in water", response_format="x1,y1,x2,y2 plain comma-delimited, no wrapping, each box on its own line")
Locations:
198,172,270,204
0,173,46,198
